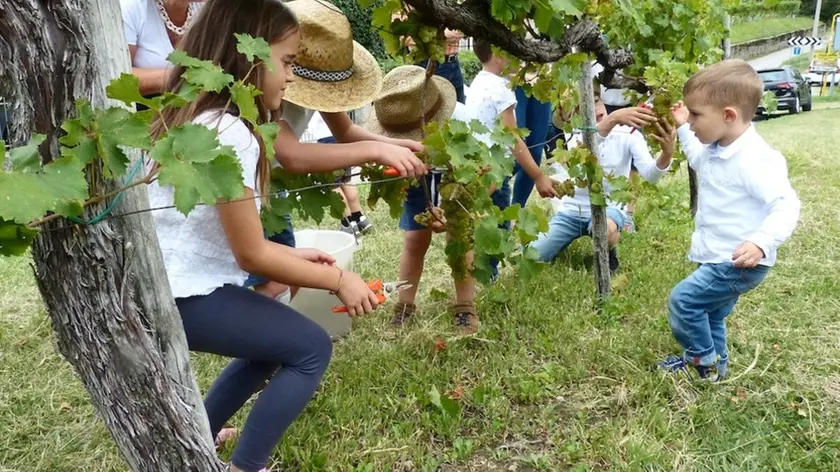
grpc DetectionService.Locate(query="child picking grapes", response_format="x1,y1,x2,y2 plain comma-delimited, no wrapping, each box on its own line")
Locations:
532,90,675,272
363,65,485,333
467,39,560,280
659,60,800,381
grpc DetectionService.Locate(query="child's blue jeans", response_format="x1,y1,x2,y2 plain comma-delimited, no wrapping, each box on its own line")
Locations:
668,262,770,377
530,207,626,262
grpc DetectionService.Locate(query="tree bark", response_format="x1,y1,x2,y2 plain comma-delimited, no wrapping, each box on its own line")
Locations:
577,57,611,303
0,1,223,470
402,0,647,91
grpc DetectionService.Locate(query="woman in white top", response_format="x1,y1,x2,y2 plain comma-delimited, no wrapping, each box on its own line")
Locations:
121,0,202,96
147,2,378,471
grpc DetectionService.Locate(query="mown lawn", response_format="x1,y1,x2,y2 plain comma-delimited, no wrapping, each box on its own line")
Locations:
731,16,815,44
2,108,840,471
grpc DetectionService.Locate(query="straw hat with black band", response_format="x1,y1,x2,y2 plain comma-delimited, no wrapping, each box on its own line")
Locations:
283,0,382,113
364,65,458,142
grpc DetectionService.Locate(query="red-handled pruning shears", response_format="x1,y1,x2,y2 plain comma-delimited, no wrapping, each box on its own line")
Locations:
630,94,656,134
331,280,412,313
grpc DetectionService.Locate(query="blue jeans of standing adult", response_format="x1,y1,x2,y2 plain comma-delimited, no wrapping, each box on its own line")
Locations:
177,284,332,472
668,262,770,377
416,57,466,104
512,87,552,208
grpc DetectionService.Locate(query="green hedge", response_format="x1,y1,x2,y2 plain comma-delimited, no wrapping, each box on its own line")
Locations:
459,51,481,85
800,0,840,22
329,0,386,60
731,0,801,22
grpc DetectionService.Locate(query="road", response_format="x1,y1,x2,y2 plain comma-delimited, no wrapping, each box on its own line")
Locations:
749,45,806,70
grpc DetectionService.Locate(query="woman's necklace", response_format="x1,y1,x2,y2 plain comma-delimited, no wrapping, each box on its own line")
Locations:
154,0,198,36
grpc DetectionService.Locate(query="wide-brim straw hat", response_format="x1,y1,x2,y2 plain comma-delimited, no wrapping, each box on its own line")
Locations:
363,65,458,142
283,0,382,113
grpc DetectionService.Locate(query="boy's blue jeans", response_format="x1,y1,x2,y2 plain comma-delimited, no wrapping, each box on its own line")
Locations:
668,262,770,377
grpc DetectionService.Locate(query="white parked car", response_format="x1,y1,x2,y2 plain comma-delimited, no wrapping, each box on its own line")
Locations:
804,71,840,86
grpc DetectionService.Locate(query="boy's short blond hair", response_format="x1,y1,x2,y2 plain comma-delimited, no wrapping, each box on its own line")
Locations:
683,59,764,121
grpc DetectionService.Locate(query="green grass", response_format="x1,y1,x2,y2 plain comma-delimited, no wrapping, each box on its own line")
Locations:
782,54,811,71
815,93,840,103
3,109,840,471
731,16,815,44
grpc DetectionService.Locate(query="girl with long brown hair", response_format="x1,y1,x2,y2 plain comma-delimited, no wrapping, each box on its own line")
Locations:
146,1,379,470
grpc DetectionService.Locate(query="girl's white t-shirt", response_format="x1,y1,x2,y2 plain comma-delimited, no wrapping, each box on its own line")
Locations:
122,0,193,69
465,70,518,153
148,111,261,298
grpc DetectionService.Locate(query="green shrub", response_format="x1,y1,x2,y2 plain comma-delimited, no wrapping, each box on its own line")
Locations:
329,0,386,60
377,56,405,75
459,50,482,85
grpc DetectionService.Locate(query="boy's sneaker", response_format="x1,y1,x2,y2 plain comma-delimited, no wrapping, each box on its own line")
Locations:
623,212,636,233
355,215,373,233
339,220,359,235
390,302,416,326
658,355,722,382
608,248,619,274
658,355,690,375
339,215,373,235
452,302,480,334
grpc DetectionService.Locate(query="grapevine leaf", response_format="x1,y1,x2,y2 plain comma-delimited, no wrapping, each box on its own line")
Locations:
550,0,585,17
169,51,234,92
168,50,205,68
257,122,280,161
95,107,153,177
475,217,514,256
231,82,261,123
235,33,273,70
61,136,98,165
298,186,345,224
516,247,544,283
0,157,89,224
590,191,607,207
470,253,495,286
150,133,245,215
427,385,460,416
9,134,46,172
106,73,151,107
262,195,295,237
515,206,548,245
170,123,231,163
0,218,38,257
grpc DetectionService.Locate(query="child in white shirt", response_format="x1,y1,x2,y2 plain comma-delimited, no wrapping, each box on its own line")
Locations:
466,39,560,279
532,91,675,272
660,59,800,381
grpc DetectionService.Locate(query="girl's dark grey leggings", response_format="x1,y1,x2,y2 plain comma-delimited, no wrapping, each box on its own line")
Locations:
176,284,332,471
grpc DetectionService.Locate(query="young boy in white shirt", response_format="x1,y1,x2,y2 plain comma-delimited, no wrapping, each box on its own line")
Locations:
660,59,800,381
466,39,560,278
532,91,675,272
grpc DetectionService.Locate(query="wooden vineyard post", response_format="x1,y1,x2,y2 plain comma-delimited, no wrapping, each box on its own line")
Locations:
578,58,611,303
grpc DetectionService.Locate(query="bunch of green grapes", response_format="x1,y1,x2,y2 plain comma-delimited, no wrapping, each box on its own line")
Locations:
585,0,614,18
552,179,577,199
439,177,476,282
414,25,445,62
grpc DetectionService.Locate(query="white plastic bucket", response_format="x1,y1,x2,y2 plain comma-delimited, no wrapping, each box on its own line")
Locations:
288,230,360,337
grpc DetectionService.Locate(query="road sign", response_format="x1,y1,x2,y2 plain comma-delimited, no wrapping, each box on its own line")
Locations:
793,47,802,56
811,52,840,73
788,36,822,47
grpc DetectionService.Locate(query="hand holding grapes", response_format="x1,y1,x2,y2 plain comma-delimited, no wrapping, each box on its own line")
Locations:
670,101,690,127
649,119,676,157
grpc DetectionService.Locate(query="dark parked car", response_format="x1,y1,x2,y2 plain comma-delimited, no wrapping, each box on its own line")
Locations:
757,66,812,115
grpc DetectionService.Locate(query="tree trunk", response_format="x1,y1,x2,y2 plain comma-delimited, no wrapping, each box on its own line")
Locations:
0,1,223,470
578,58,611,303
